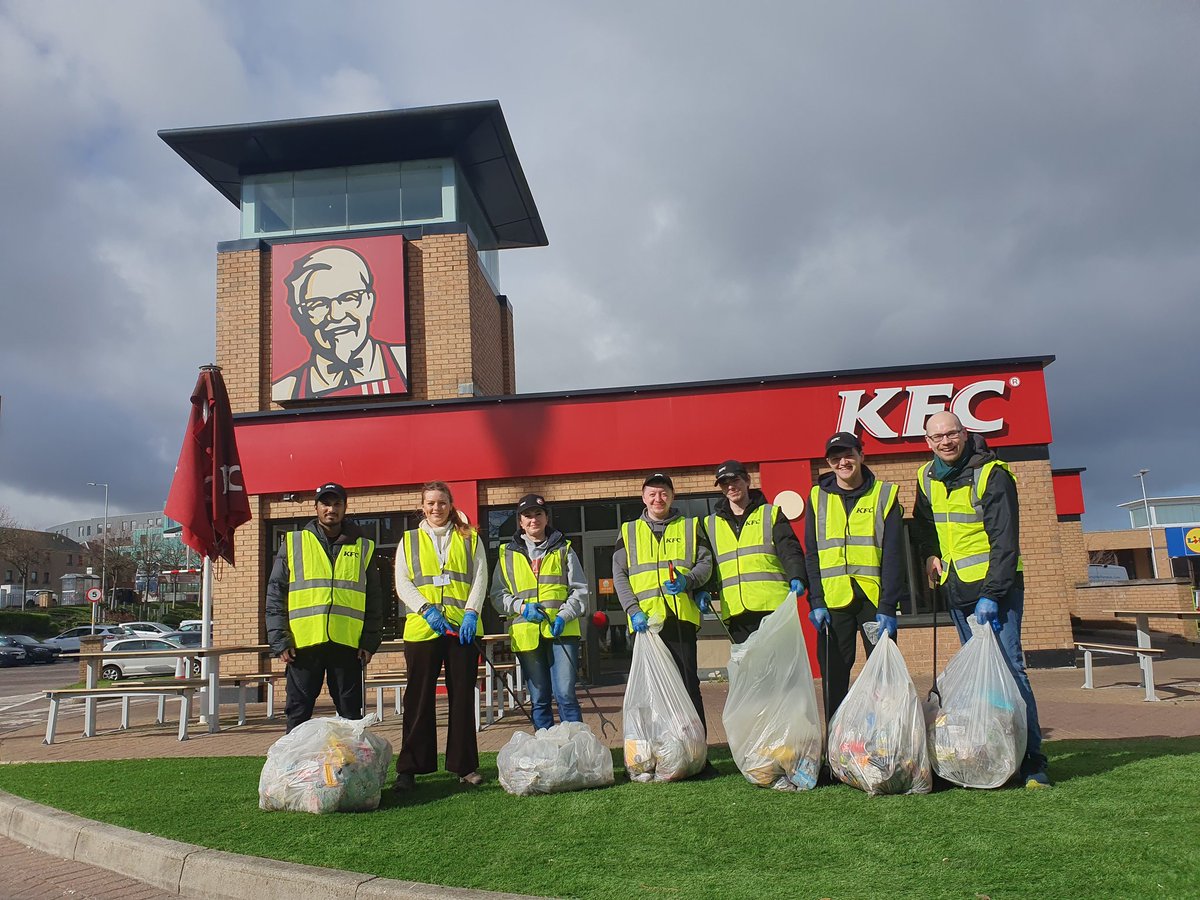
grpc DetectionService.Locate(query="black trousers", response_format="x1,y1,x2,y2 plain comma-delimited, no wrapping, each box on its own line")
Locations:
726,610,770,645
815,595,879,724
658,617,706,735
396,635,480,777
285,642,363,733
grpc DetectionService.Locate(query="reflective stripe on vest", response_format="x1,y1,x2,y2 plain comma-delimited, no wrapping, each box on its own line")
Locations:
402,527,479,642
285,530,373,650
498,541,581,652
705,505,788,619
811,481,897,609
917,459,1024,584
623,517,700,628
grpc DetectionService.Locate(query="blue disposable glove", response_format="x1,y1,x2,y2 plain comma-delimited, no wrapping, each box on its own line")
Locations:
551,616,566,638
809,607,831,631
975,597,1001,632
458,610,478,645
790,579,804,595
630,610,650,633
663,576,688,596
696,591,711,613
422,605,449,635
875,613,898,640
523,602,547,623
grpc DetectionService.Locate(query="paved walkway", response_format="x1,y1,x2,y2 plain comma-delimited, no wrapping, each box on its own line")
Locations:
0,834,174,899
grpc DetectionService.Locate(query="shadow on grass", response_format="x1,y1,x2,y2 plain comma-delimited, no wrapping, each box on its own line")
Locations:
1048,735,1200,783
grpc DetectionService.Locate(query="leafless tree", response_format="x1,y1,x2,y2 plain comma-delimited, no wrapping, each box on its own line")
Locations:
0,522,50,608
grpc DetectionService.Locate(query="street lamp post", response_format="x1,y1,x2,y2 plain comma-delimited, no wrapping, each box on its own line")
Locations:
86,482,109,625
1134,469,1159,579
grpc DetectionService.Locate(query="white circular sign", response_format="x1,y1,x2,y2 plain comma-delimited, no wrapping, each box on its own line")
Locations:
86,588,103,603
773,490,806,521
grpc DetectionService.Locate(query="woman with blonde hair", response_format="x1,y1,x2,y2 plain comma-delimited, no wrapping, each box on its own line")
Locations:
392,481,488,790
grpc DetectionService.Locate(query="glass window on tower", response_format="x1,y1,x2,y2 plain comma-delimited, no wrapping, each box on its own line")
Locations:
401,162,445,221
348,164,401,226
243,172,293,234
294,169,347,231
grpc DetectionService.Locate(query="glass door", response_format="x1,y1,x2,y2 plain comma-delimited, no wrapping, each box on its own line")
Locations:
581,529,628,683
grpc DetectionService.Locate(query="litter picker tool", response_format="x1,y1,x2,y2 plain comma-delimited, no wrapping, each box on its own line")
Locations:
444,625,538,727
583,611,618,737
927,577,943,707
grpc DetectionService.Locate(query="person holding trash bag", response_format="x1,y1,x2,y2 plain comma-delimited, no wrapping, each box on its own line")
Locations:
392,481,488,790
912,411,1050,789
702,459,807,643
804,432,905,722
613,473,714,733
490,492,589,730
266,482,384,733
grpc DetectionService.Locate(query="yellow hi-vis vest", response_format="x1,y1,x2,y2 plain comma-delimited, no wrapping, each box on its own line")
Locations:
622,517,701,629
705,505,788,620
403,526,479,642
917,459,1024,584
811,481,898,609
498,542,582,652
285,530,374,650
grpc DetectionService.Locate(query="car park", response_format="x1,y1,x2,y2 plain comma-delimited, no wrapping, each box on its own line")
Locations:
3,634,61,664
100,636,198,681
44,625,134,653
0,637,28,666
122,621,175,637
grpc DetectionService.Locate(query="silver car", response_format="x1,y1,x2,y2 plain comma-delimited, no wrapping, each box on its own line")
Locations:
44,625,132,653
100,637,198,681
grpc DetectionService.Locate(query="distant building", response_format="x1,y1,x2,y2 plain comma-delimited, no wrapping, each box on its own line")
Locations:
0,528,90,608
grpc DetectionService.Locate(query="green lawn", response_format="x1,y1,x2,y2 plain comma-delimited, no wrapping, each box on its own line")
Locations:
1,739,1197,899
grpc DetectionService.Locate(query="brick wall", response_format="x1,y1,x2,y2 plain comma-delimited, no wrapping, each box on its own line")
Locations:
1073,579,1198,640
1057,519,1088,607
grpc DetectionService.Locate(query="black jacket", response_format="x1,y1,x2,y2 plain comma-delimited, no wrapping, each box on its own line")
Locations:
911,434,1023,609
701,489,807,596
264,519,384,656
803,466,905,616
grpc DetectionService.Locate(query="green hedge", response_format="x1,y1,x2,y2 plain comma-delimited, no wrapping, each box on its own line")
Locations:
0,610,57,638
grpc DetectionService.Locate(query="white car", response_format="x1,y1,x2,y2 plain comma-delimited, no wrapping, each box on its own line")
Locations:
177,620,213,633
100,637,198,681
122,621,175,637
45,625,133,653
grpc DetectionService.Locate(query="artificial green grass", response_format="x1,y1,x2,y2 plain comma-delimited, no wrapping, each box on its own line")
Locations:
1,739,1197,899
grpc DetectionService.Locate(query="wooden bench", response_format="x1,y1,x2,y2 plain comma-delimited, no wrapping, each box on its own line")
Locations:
1076,642,1166,702
44,685,197,744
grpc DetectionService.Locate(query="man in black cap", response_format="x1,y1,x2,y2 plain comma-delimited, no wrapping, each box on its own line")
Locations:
701,460,807,643
804,433,905,722
613,472,714,733
265,482,384,732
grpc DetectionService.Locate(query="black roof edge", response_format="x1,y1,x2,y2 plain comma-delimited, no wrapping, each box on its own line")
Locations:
1051,467,1087,475
233,354,1056,423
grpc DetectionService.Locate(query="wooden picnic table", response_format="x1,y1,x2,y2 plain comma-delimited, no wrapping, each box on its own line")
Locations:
1108,609,1200,701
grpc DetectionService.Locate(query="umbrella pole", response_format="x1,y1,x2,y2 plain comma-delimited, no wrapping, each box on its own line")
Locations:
199,557,214,724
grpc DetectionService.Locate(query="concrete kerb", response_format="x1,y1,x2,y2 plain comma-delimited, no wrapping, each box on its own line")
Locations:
0,789,541,900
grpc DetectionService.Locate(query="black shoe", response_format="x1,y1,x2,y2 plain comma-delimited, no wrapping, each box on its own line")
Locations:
392,773,415,792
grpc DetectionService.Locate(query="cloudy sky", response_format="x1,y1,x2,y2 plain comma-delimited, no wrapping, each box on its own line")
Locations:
1,1,1196,532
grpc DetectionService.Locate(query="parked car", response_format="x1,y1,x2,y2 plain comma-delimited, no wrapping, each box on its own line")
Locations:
44,625,134,653
100,636,199,681
161,630,202,648
4,634,61,664
0,636,28,667
122,621,175,637
178,620,206,632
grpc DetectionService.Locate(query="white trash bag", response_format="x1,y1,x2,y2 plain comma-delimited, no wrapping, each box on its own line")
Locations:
622,625,707,782
928,619,1027,789
258,715,393,813
827,626,932,795
722,597,822,791
497,721,615,796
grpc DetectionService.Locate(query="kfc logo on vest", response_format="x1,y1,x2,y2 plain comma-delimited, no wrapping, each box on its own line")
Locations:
836,379,1010,439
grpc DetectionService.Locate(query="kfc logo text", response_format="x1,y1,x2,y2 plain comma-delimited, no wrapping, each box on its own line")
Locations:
836,379,1009,438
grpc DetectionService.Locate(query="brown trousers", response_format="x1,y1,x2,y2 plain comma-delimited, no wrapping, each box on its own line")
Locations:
395,635,480,777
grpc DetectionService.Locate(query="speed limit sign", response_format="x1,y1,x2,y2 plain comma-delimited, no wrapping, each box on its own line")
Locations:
86,587,103,604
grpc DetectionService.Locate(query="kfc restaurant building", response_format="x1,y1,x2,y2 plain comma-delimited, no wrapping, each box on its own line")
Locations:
162,102,1087,679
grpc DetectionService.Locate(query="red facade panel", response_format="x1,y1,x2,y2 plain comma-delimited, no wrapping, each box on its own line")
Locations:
1051,471,1086,517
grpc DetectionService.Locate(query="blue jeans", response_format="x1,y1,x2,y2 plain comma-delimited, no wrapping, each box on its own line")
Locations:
517,638,582,731
948,584,1047,774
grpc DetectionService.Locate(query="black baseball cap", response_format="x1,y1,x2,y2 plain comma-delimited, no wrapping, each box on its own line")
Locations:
824,432,863,455
515,493,548,516
714,459,749,485
642,473,674,490
315,482,348,502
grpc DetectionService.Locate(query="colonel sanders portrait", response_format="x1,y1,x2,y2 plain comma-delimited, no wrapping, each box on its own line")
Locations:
271,246,409,402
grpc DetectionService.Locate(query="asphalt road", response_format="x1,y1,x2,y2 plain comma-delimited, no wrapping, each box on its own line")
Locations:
0,658,77,736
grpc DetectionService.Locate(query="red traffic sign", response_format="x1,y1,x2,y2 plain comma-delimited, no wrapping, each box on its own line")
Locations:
86,588,103,604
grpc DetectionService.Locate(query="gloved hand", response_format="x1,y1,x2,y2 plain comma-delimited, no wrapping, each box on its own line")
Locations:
663,575,688,596
630,610,650,633
523,602,547,623
422,605,449,635
790,578,805,594
809,607,831,631
975,597,1001,632
875,613,898,640
458,610,478,645
551,616,566,638
696,591,711,613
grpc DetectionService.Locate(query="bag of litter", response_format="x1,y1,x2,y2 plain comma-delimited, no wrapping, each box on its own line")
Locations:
497,721,615,796
622,626,707,782
722,597,822,791
258,715,393,813
928,619,1027,789
827,627,932,795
